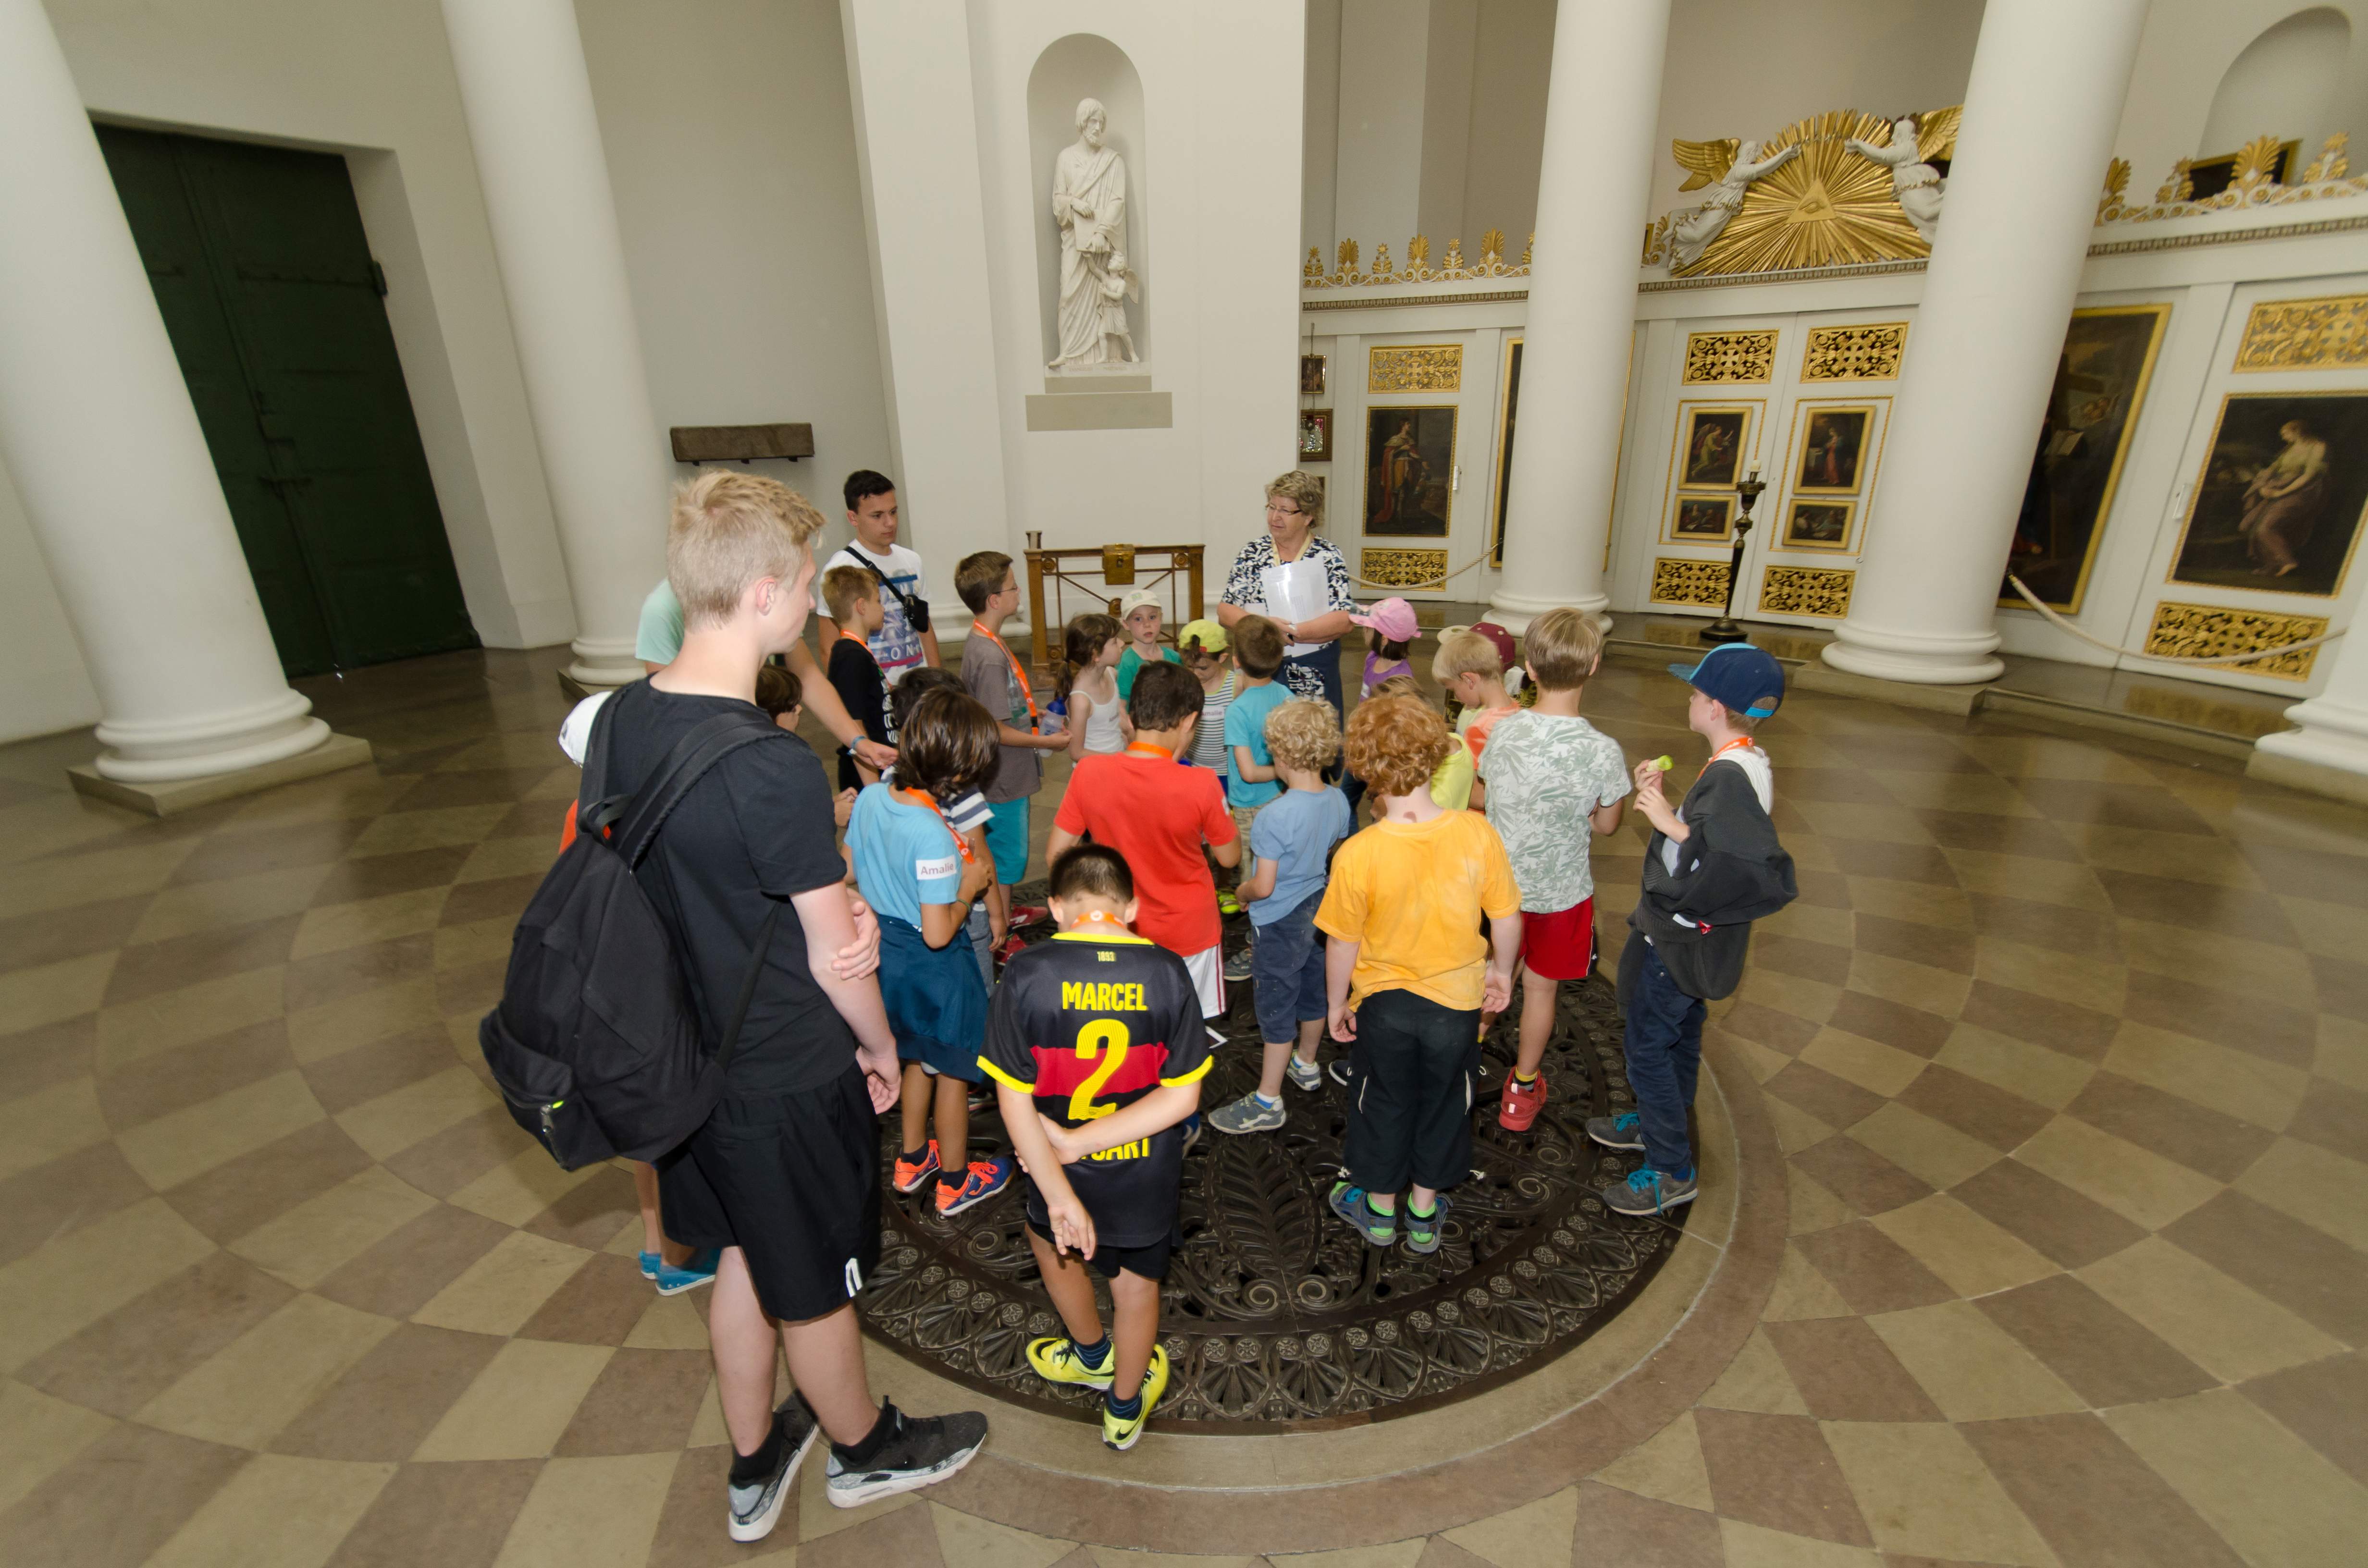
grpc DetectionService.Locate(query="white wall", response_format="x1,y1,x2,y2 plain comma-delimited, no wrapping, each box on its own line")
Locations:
2197,7,2353,157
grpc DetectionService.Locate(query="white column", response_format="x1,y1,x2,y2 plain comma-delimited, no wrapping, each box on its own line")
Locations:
0,0,328,783
2251,630,2368,803
1485,0,1670,631
441,0,665,688
1821,0,2150,685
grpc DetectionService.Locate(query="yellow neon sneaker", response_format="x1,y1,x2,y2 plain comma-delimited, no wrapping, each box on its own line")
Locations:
1101,1346,1171,1452
1026,1335,1114,1391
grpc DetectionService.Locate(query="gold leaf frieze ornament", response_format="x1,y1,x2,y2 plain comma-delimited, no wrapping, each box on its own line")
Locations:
1662,109,1938,278
1304,247,1325,286
1758,565,1854,619
1359,548,1450,588
2100,132,2368,223
1802,323,1908,381
1406,235,1430,270
1369,242,1394,281
1303,227,1531,289
1481,228,1505,267
2145,600,2326,679
1368,344,1464,393
1650,558,1732,607
1682,330,1778,384
2235,293,2368,371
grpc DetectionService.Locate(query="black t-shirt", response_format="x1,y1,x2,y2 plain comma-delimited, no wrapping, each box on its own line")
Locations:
587,681,855,1094
979,932,1210,1245
826,638,891,792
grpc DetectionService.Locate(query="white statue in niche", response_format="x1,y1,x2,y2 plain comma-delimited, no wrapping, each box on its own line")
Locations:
1048,97,1140,370
1665,138,1801,268
1847,114,1949,241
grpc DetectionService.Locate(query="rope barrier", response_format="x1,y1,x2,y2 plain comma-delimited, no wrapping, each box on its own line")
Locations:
2003,574,2345,668
1345,549,1495,592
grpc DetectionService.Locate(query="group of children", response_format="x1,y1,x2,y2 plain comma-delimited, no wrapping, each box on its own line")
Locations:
801,553,1796,1450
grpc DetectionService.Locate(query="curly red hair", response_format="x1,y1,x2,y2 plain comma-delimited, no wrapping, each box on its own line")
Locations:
1343,695,1455,799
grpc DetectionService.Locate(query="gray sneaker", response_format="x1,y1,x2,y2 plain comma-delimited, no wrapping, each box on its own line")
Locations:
1602,1166,1697,1216
824,1401,987,1509
1585,1112,1644,1152
1223,945,1255,982
1284,1054,1323,1093
1403,1193,1452,1255
728,1399,820,1542
1209,1091,1286,1135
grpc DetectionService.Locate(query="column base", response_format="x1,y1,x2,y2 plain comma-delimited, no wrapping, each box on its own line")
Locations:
1481,592,1610,636
2246,747,2368,807
1792,662,1989,716
70,731,373,817
2249,706,2368,806
1822,627,2003,687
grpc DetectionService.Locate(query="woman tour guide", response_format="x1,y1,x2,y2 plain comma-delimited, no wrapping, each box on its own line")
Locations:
1214,471,1357,716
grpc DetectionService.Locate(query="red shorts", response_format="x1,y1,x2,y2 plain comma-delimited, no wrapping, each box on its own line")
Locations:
1519,897,1597,981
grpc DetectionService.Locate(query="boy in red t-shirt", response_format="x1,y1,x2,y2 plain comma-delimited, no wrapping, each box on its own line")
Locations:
1047,659,1241,1022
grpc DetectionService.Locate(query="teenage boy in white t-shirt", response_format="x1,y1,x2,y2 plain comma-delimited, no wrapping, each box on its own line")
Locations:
816,469,939,684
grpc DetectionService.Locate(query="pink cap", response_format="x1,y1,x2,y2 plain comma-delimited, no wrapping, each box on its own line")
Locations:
1469,621,1518,670
1348,597,1420,642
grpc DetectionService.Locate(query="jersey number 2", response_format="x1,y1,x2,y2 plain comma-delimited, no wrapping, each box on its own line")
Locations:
1068,1020,1132,1121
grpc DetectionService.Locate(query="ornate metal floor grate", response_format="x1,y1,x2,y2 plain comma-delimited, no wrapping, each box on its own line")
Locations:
858,930,1691,1432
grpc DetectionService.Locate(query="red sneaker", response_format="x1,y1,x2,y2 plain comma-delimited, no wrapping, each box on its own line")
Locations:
893,1139,940,1194
994,933,1029,966
1498,1070,1547,1132
1009,905,1051,929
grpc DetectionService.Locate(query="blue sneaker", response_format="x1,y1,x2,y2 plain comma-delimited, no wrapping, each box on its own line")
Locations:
1180,1113,1204,1153
655,1249,721,1294
638,1250,660,1281
936,1155,1015,1217
1328,1181,1396,1246
1602,1166,1697,1216
1586,1113,1644,1152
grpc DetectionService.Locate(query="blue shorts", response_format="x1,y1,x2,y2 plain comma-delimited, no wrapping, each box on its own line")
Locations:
984,796,1029,887
1252,890,1328,1044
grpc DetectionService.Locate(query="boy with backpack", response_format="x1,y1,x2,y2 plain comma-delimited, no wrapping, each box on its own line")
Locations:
545,471,987,1543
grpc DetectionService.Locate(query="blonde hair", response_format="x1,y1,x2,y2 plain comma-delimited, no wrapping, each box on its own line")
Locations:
1431,627,1504,683
1371,674,1428,703
1343,696,1455,799
1523,608,1603,691
821,564,877,626
1264,470,1326,531
669,471,826,628
1263,698,1341,774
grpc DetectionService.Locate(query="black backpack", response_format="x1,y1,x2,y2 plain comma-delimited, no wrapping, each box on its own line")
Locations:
479,692,788,1169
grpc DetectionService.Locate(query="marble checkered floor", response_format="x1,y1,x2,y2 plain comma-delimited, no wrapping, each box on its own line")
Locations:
2,644,2365,1568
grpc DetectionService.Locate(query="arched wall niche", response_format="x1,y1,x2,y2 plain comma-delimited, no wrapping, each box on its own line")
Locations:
1027,33,1151,369
2198,6,2352,155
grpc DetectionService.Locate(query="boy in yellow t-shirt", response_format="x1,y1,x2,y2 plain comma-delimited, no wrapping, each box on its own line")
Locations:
1316,696,1522,1255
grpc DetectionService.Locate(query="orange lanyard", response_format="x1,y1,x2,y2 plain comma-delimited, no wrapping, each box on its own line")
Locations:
1125,741,1174,761
1072,911,1131,936
897,788,975,864
838,629,870,652
970,621,1036,721
1709,737,1756,763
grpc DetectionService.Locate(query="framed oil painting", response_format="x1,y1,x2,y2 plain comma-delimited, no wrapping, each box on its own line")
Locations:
1783,498,1855,551
1365,405,1456,536
2001,304,2169,612
1492,336,1523,564
1298,408,1333,462
2169,391,2368,598
1793,405,1873,493
1299,354,1327,396
1678,405,1752,488
1671,494,1734,541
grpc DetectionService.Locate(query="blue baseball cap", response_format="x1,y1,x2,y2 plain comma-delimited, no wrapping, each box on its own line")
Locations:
1667,643,1785,718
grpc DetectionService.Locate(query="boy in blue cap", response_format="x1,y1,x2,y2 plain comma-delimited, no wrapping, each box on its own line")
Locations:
1592,644,1797,1216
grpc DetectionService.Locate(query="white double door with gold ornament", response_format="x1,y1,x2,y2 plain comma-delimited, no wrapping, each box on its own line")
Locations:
1321,327,1513,605
1608,306,1907,629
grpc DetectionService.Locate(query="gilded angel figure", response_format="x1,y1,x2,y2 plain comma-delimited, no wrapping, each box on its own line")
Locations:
1847,108,1960,242
1665,138,1801,268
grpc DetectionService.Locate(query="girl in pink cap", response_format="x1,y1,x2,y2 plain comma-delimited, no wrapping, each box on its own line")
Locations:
1352,597,1419,698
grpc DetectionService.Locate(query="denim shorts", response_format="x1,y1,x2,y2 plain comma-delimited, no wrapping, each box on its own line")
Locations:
1251,890,1328,1043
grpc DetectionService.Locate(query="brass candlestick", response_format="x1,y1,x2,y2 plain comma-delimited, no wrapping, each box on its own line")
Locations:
1700,468,1764,645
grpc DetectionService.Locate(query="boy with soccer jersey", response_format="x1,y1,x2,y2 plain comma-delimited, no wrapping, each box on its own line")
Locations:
981,845,1211,1451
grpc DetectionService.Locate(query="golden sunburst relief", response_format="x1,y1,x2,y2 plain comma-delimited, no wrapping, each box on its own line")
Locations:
1678,110,1936,277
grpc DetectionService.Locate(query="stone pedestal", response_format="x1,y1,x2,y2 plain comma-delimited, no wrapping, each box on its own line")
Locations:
2250,624,2368,804
72,733,375,818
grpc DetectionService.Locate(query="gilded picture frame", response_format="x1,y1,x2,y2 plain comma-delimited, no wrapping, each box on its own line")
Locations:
1670,494,1736,542
1790,404,1875,494
1491,335,1523,566
1298,407,1333,463
1781,497,1856,551
1299,354,1327,396
2167,389,2368,600
1678,405,1752,488
1364,404,1457,537
1999,303,2170,613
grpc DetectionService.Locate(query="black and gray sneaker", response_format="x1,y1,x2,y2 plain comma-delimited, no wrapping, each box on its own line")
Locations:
824,1400,989,1510
727,1399,820,1543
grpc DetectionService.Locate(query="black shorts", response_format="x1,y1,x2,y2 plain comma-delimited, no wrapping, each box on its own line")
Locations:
658,1064,883,1323
1340,987,1482,1195
1027,1217,1174,1281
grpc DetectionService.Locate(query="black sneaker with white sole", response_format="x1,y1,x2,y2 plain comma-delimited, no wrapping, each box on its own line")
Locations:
824,1400,989,1509
727,1399,820,1543
1327,1057,1353,1088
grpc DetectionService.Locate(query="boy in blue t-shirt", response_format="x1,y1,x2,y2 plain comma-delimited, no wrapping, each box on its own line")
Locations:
1208,698,1351,1135
1222,614,1292,830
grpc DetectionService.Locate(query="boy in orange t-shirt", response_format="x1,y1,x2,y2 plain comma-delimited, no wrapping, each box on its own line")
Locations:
1046,660,1241,1022
1317,696,1521,1255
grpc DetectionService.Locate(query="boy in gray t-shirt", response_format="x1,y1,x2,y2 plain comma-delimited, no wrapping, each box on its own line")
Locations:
1477,609,1629,1133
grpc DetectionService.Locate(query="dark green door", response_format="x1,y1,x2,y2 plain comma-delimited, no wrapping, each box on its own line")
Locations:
97,125,477,676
